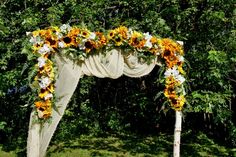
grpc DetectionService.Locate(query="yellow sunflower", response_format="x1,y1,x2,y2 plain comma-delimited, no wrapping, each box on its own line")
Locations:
33,43,42,53
115,26,128,39
170,95,185,111
39,89,49,99
107,30,116,40
62,36,74,47
84,40,95,53
113,35,123,46
150,37,158,44
45,37,58,49
68,27,81,37
164,84,176,98
95,32,107,47
38,60,53,75
81,29,90,38
129,31,142,47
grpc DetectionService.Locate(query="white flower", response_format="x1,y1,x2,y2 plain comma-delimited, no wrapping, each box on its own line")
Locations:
164,66,179,78
58,41,65,48
44,93,53,100
144,40,153,49
89,32,96,40
39,77,51,89
176,75,185,84
143,32,152,41
29,37,36,44
164,66,185,84
38,44,51,54
26,32,31,36
178,56,184,62
127,28,133,38
37,57,46,68
56,32,63,39
60,24,71,33
78,39,86,50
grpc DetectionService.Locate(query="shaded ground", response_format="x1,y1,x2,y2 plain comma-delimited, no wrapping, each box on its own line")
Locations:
1,132,236,157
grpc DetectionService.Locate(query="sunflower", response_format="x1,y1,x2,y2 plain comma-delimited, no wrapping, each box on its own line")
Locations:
84,40,95,53
149,47,161,55
169,95,185,110
165,76,178,85
107,30,116,40
41,108,52,118
81,29,90,38
115,26,128,39
34,99,51,111
45,38,58,49
165,53,179,68
35,100,52,118
95,32,107,47
68,27,80,37
32,30,41,37
137,39,146,49
161,38,183,56
51,26,60,34
164,84,176,98
33,43,42,53
39,29,52,39
39,89,50,99
129,31,142,47
47,84,54,93
150,37,158,44
38,60,53,75
62,36,77,47
113,35,123,46
178,66,185,75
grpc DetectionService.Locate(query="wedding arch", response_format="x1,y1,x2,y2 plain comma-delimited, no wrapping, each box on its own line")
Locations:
25,24,186,157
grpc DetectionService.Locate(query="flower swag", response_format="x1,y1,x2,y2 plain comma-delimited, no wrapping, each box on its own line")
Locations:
25,24,186,120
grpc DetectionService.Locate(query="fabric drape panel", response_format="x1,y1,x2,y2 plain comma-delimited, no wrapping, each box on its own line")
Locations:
123,53,157,77
27,54,83,157
82,49,124,78
27,111,41,157
27,49,160,157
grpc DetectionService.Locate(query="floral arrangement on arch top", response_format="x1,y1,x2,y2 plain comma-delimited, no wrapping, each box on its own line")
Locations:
27,24,186,120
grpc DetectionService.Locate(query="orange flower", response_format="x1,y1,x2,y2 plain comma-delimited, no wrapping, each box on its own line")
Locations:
35,100,52,118
68,28,80,37
161,38,183,55
150,37,158,44
95,32,107,48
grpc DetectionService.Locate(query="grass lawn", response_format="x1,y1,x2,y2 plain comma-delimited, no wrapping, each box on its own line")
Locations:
1,132,236,157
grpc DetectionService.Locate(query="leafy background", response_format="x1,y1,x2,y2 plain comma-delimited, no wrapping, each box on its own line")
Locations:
0,0,236,156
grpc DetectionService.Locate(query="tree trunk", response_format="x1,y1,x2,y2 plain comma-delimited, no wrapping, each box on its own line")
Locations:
173,111,182,157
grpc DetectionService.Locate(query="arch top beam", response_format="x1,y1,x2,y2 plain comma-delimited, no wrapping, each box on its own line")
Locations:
26,24,186,120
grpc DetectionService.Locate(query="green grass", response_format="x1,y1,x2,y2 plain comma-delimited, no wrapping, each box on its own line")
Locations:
1,132,236,157
0,148,17,157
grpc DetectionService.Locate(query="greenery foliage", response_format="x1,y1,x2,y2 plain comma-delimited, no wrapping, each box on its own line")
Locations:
0,0,236,154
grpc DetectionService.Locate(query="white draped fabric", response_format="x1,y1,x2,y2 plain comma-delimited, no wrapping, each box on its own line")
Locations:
27,49,160,157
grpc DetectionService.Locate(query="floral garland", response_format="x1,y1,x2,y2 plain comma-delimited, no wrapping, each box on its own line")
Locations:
27,24,186,119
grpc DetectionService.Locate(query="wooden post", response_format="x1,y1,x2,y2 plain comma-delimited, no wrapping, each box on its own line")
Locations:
173,110,182,157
